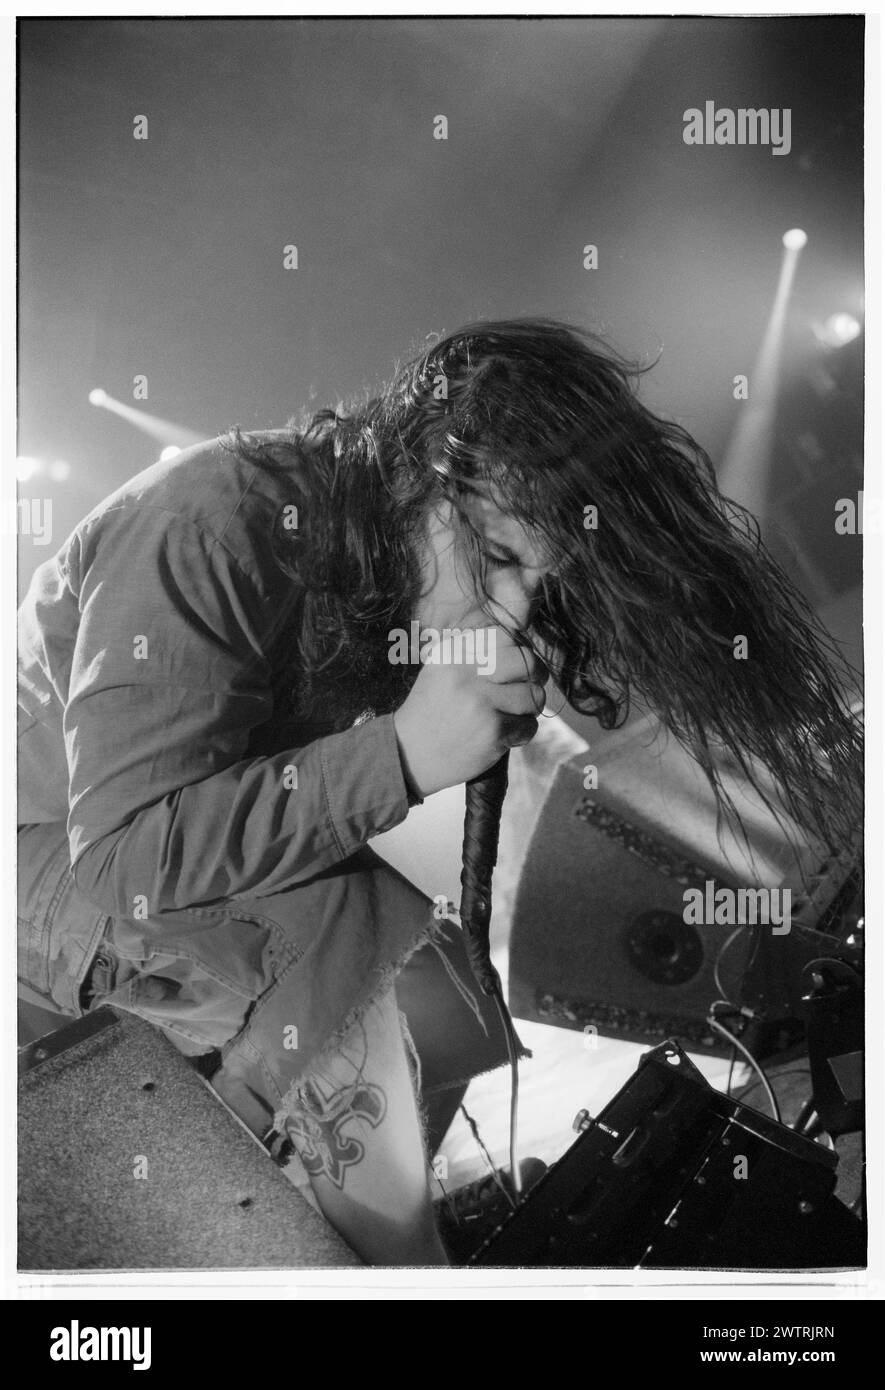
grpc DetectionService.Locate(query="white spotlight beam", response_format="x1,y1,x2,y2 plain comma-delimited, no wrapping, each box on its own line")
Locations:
87,390,205,448
719,231,837,607
718,231,807,517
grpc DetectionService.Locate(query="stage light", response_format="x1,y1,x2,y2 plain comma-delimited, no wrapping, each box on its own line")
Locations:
83,392,203,447
49,459,71,482
159,445,182,462
720,227,807,515
823,312,862,346
15,456,42,481
782,228,808,251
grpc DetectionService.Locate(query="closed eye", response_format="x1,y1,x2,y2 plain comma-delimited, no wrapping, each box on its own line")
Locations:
482,546,521,569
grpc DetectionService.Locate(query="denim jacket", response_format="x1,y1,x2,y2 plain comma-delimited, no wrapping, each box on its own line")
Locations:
17,433,415,922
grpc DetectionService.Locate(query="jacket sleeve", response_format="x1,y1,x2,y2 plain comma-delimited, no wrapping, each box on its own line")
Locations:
63,503,413,918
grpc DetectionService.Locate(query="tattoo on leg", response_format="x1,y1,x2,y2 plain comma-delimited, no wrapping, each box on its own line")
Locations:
288,1075,388,1189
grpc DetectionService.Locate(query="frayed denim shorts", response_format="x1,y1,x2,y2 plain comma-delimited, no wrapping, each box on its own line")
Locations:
18,821,515,1138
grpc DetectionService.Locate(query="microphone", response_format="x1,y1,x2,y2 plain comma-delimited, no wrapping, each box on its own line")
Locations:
459,749,526,1197
459,751,511,995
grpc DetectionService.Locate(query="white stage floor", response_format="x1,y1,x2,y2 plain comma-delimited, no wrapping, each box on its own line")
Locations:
435,945,742,1193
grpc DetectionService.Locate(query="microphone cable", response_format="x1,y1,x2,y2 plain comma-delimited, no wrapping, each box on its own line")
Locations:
459,751,524,1198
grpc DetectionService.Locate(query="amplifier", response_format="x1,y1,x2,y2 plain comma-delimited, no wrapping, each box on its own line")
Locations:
19,1007,361,1269
471,1039,864,1268
508,713,855,1057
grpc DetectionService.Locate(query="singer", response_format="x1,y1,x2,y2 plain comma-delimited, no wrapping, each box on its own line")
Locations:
17,319,862,1266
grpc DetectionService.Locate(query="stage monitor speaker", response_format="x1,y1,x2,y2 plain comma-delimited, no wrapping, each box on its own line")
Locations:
19,1007,361,1269
471,1040,864,1268
508,712,853,1057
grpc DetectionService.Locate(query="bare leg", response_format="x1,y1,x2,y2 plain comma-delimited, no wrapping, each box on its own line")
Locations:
284,988,449,1266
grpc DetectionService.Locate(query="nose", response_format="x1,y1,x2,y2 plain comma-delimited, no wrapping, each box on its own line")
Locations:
483,570,534,631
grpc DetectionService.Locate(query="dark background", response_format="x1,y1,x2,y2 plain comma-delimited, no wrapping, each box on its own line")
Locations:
18,15,864,670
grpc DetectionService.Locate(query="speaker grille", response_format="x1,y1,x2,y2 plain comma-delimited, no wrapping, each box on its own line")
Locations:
509,771,750,1054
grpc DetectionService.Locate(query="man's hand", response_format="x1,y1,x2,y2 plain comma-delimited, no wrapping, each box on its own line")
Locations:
392,626,547,799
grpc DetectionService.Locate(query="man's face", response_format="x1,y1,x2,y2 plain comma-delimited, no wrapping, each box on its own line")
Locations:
414,487,551,635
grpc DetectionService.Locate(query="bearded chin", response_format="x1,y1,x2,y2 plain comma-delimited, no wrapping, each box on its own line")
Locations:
284,623,422,739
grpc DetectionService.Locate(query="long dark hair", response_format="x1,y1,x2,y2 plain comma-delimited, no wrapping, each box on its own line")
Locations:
225,317,862,859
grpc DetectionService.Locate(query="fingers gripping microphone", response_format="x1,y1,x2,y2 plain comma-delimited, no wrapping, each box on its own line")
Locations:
460,752,511,995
